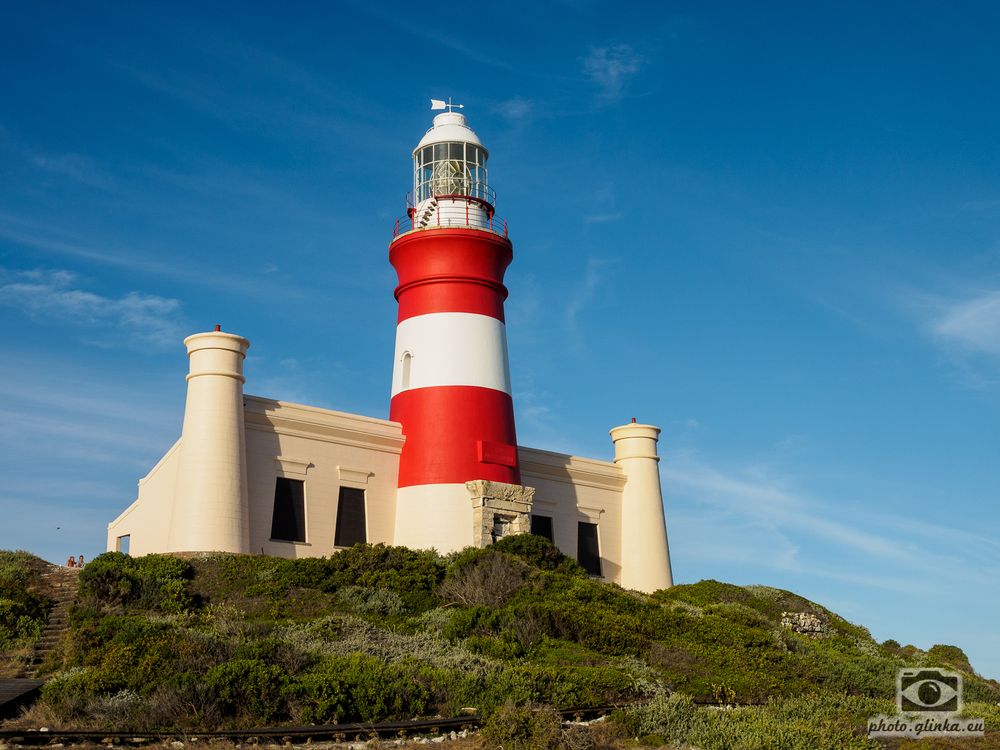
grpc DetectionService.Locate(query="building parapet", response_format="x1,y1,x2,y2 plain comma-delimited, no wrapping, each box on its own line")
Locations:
244,395,404,454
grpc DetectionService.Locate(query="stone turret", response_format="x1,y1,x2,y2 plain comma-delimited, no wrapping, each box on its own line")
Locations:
611,421,673,592
167,329,251,553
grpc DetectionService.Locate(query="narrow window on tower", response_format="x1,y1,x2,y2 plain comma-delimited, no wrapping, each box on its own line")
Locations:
334,487,367,547
530,514,554,542
270,478,306,543
401,351,412,390
577,522,602,576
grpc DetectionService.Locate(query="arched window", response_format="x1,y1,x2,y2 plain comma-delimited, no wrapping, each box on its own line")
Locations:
401,351,412,390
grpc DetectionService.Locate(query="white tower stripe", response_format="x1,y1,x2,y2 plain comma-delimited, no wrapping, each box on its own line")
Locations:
391,312,512,397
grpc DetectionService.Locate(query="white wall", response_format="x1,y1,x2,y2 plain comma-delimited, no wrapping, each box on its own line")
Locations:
243,396,403,557
518,446,626,585
106,439,181,556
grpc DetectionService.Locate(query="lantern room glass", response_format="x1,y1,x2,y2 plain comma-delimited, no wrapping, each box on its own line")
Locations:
414,142,489,204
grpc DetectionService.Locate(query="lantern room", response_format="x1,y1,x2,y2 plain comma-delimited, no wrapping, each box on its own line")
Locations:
406,112,496,231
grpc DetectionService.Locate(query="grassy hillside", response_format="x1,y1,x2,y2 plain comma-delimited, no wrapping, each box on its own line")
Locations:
4,539,999,748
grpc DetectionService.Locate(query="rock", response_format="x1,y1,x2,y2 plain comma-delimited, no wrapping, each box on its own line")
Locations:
171,742,185,749
780,611,830,638
431,736,446,743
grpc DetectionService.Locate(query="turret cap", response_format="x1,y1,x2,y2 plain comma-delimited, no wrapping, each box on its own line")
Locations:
414,112,486,153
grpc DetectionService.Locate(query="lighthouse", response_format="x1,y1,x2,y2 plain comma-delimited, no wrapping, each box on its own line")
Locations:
108,104,673,592
389,108,527,553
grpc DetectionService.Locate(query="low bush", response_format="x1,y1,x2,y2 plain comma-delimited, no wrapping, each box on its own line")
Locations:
205,658,290,724
481,703,563,750
618,692,888,750
439,552,530,607
491,535,585,574
0,550,52,650
79,552,194,612
290,653,433,723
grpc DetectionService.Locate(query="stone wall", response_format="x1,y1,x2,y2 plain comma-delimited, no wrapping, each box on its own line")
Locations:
466,480,535,548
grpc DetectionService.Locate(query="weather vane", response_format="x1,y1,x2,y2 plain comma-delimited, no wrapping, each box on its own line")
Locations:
430,97,464,113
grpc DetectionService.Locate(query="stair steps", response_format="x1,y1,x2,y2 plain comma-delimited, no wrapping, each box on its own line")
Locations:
9,565,79,679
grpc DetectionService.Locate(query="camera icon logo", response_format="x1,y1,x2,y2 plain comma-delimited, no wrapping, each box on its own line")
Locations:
897,668,962,714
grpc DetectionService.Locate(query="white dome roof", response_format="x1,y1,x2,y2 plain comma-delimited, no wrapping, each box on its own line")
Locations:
414,112,487,155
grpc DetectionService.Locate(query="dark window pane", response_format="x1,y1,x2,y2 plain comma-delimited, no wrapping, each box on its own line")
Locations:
335,487,367,547
271,478,306,542
577,522,601,576
531,515,553,542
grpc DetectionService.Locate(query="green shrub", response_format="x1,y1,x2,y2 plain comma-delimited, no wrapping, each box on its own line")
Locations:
79,552,193,612
618,693,886,750
491,535,584,574
337,585,407,617
205,658,290,723
439,552,530,607
926,644,973,672
481,703,563,750
619,691,705,743
0,552,52,650
291,653,433,723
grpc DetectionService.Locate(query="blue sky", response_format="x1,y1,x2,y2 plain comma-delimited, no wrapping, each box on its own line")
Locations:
2,2,999,679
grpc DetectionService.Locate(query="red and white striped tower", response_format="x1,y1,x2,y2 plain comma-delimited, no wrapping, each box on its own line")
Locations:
389,107,521,552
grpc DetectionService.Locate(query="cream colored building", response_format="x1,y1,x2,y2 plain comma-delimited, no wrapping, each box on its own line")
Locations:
106,328,674,592
106,109,673,593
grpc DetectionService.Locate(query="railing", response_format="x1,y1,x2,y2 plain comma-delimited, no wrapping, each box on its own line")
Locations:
393,195,509,239
408,182,496,209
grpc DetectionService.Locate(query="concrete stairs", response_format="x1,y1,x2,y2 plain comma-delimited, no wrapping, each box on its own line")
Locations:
14,565,79,679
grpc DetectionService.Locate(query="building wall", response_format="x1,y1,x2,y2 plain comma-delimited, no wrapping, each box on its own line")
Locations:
518,447,626,585
243,396,404,558
107,439,181,556
107,398,633,586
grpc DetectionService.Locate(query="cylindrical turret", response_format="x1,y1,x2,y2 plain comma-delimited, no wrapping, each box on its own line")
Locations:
167,329,251,553
611,421,673,592
390,111,520,553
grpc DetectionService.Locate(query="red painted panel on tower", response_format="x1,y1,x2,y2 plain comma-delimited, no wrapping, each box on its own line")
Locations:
390,385,520,487
390,229,512,322
477,440,518,467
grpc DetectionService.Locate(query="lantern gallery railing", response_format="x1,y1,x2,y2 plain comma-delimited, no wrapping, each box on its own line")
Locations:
392,197,509,239
407,183,496,210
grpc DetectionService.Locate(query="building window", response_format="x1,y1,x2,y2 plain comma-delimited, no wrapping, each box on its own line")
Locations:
401,351,412,390
530,515,553,542
335,487,367,547
116,535,131,555
577,522,602,576
271,478,306,542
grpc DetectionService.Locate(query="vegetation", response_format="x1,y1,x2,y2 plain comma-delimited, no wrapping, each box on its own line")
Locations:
0,550,52,662
2,538,997,748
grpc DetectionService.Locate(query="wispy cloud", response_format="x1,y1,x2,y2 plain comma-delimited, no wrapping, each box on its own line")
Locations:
0,211,310,298
0,267,184,349
0,212,167,273
583,44,643,100
30,152,116,189
564,257,617,336
930,290,1000,356
667,456,1000,588
495,97,532,124
583,211,624,225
